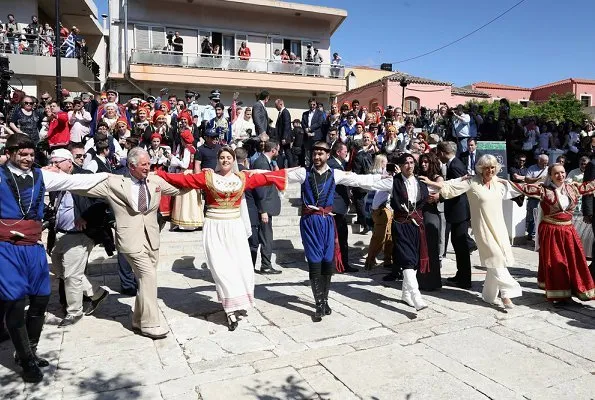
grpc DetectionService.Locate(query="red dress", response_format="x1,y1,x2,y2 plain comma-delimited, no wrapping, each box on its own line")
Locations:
512,181,595,301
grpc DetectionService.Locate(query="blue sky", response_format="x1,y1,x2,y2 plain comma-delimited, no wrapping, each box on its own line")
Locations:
94,0,595,88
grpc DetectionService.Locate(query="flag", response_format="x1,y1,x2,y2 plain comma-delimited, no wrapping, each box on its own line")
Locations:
62,33,75,58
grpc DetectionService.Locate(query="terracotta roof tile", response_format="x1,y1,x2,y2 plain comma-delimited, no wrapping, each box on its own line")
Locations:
472,81,531,91
452,87,490,98
387,72,451,86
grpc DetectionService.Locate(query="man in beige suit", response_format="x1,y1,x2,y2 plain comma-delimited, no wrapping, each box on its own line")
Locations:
76,147,181,339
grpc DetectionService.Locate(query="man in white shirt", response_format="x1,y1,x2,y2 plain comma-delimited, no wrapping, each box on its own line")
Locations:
451,105,471,154
524,154,549,240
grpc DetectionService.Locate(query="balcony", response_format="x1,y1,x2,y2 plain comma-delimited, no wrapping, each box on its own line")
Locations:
2,35,100,92
128,49,346,94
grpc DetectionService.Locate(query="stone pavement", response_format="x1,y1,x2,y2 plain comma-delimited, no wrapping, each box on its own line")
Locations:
1,184,594,399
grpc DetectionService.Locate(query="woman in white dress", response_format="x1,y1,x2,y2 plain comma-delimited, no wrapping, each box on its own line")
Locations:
421,154,522,308
169,117,203,231
157,146,287,330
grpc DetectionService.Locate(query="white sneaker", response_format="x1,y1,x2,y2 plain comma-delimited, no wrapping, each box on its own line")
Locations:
401,292,415,308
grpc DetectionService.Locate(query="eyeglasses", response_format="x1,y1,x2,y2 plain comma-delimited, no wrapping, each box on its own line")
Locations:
41,97,50,101
50,159,69,165
73,154,85,159
24,102,34,105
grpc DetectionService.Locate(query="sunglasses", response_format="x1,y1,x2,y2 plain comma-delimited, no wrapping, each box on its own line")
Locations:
73,154,85,159
24,102,34,105
41,97,50,101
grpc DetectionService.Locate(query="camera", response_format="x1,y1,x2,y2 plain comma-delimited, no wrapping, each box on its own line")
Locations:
386,163,396,173
166,31,174,44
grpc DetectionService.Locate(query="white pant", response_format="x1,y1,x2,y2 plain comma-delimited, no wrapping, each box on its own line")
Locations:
482,268,522,304
51,232,96,316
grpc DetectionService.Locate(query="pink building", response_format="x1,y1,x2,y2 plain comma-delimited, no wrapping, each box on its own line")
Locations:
471,79,595,107
337,72,490,113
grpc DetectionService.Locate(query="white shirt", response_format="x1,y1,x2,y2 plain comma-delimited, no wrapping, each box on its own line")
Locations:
85,154,108,173
5,163,109,192
130,175,150,213
401,174,421,203
308,110,315,127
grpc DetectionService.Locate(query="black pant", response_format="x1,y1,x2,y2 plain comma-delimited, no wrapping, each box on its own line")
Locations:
333,214,349,267
257,216,274,269
118,252,138,291
351,188,367,226
248,224,260,266
450,220,472,285
277,145,293,169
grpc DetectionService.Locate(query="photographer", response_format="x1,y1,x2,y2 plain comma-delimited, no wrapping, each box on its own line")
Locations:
451,104,471,154
68,97,92,143
5,14,19,54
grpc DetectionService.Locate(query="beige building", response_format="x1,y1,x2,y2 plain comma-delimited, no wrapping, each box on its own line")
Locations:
107,0,347,116
344,66,394,92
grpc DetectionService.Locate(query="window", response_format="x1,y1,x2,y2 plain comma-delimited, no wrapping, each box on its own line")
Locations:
135,25,166,50
581,95,592,107
404,96,420,113
519,100,529,107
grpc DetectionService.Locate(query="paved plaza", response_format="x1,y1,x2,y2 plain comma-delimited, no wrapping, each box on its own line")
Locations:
1,184,594,400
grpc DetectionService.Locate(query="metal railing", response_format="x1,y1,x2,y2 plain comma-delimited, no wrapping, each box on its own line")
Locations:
0,33,99,77
129,49,345,79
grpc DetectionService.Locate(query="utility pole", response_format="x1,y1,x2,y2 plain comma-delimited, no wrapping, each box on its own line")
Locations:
400,77,408,111
55,0,62,102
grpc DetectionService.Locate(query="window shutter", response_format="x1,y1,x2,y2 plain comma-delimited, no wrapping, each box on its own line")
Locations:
135,25,150,50
151,27,166,50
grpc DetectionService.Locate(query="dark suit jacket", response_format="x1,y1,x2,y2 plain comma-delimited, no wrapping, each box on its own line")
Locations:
301,109,325,143
238,164,259,225
582,159,595,216
275,108,292,144
252,101,269,135
459,150,483,174
251,154,281,216
327,156,350,214
444,157,471,224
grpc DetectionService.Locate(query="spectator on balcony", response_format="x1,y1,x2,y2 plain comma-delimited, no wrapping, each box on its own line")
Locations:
280,49,289,63
272,48,281,61
68,98,92,143
26,16,41,54
10,96,40,144
238,41,251,60
331,52,342,78
47,100,71,149
40,25,54,56
5,14,18,54
172,31,183,53
200,38,213,56
59,23,69,40
212,44,221,57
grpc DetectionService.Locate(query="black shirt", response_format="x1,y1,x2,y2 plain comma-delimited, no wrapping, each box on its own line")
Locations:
509,166,527,182
173,37,183,52
194,143,221,170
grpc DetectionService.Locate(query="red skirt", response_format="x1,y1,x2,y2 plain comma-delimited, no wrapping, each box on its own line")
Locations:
538,221,595,301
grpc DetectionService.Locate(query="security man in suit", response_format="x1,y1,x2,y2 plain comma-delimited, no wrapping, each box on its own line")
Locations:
327,141,357,273
274,98,292,168
436,141,472,289
582,155,595,279
252,90,270,136
459,138,483,176
251,140,282,274
301,97,326,167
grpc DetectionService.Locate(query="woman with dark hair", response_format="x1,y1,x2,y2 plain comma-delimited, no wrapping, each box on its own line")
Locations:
156,147,287,330
417,152,443,290
9,96,40,145
509,163,595,304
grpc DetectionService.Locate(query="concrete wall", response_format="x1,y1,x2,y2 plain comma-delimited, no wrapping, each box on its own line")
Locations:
2,0,38,26
472,86,532,103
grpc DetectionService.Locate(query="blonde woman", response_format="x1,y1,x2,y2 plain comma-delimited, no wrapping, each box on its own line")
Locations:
421,154,522,308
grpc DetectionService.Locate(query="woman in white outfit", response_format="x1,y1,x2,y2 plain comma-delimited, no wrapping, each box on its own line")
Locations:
421,154,522,308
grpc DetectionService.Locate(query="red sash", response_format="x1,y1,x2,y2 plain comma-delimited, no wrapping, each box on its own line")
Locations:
0,220,43,245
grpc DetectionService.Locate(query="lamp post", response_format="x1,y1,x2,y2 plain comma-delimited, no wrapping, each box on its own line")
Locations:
54,0,62,103
399,77,408,111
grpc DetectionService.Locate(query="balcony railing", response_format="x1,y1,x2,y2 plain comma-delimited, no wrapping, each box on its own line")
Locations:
129,49,345,79
0,33,100,77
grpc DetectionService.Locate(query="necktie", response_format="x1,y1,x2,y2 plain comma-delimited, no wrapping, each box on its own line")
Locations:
471,152,475,170
138,180,148,213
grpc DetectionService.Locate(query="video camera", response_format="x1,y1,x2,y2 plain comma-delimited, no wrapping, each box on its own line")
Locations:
0,56,14,116
166,31,174,44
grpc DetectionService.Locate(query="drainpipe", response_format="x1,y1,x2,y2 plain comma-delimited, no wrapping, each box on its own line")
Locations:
122,0,149,96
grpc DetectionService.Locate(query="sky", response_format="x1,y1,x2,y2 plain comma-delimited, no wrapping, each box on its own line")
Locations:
93,0,595,88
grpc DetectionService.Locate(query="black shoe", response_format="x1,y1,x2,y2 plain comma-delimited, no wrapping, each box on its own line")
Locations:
0,329,10,343
120,288,137,297
382,273,398,282
14,351,49,368
343,265,359,273
20,358,44,383
323,300,332,316
446,276,459,283
456,282,472,290
227,314,238,331
58,314,83,328
85,290,109,316
259,267,282,275
469,245,478,254
312,303,324,322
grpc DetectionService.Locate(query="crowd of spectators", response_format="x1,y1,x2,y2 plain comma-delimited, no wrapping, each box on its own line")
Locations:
0,14,88,60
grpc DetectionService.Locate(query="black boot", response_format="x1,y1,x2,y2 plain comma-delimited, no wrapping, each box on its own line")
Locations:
14,314,49,368
0,301,9,343
5,299,43,383
322,275,332,315
310,277,324,322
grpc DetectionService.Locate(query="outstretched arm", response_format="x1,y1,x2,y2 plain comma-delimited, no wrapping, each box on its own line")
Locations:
42,170,109,192
243,169,287,191
574,180,595,196
287,167,307,184
155,169,207,190
508,180,544,199
334,169,383,190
